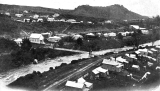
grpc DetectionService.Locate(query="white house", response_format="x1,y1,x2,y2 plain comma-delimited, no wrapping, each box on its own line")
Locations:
14,38,22,46
119,31,131,36
141,30,149,34
103,33,109,37
15,14,23,17
125,54,137,59
104,20,113,24
102,59,123,66
52,13,60,17
72,34,83,40
66,19,76,23
150,48,158,52
23,10,29,13
47,17,55,22
48,36,61,42
130,25,148,34
132,65,140,71
92,66,109,75
87,21,93,24
108,32,116,37
29,33,44,44
130,25,140,29
65,81,85,90
77,77,93,90
135,48,149,56
33,14,39,19
5,12,10,16
86,33,95,36
101,59,124,72
24,18,30,22
37,18,43,22
116,56,129,63
59,19,65,22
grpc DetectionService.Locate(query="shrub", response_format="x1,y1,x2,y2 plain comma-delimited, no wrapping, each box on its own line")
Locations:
49,67,54,71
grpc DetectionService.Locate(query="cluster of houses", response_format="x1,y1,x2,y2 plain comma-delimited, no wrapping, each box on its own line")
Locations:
11,10,86,23
130,25,149,35
15,12,60,23
13,26,147,47
64,45,160,90
0,11,11,16
82,31,134,39
14,32,62,46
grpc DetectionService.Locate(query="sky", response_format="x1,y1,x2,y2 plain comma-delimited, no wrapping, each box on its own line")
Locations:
1,0,160,17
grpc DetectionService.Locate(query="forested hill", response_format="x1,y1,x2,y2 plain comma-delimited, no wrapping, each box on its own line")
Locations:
71,5,148,20
0,4,148,20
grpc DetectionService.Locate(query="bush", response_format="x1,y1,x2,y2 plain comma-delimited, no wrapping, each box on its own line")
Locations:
49,67,54,71
60,63,67,67
0,38,19,53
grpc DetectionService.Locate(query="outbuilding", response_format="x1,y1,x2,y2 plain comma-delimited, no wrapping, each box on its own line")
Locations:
48,36,61,42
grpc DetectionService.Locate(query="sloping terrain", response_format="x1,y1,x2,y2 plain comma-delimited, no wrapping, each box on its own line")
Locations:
71,5,148,20
0,4,148,20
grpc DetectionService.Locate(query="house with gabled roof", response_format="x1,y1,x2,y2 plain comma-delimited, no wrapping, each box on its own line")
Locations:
29,33,45,44
101,59,124,72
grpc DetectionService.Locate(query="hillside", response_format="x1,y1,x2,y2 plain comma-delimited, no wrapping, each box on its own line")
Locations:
0,4,148,20
0,14,113,39
71,5,148,20
0,4,70,14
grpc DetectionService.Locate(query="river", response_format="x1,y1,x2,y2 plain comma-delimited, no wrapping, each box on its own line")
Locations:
0,40,160,89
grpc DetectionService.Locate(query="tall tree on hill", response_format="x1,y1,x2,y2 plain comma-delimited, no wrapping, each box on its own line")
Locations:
76,38,83,46
21,38,32,52
153,15,160,26
117,33,124,47
152,27,160,46
132,31,141,48
117,33,123,40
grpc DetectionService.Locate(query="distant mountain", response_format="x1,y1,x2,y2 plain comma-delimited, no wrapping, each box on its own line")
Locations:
71,5,148,20
0,4,148,20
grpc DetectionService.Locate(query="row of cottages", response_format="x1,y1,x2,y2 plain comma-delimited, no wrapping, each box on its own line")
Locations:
31,13,59,19
65,77,93,91
23,17,66,23
85,32,117,38
130,25,149,34
118,31,134,36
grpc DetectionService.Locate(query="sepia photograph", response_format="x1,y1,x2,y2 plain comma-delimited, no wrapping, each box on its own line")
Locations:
0,0,160,91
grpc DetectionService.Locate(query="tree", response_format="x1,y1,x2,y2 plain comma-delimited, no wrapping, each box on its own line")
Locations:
137,29,142,34
21,38,32,51
151,28,160,45
76,38,83,46
153,15,160,26
117,33,123,40
131,32,141,48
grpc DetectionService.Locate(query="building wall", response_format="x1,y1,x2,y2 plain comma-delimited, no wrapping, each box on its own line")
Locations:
30,38,42,44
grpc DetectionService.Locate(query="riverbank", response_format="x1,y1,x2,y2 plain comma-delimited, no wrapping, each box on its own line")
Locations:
0,40,160,88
